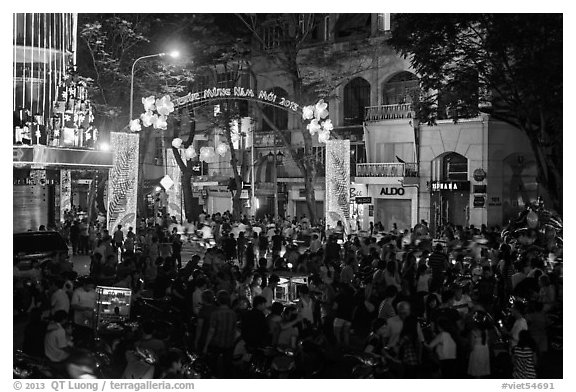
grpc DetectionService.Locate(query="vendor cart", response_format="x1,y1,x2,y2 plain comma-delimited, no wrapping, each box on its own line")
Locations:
94,286,132,337
274,273,309,304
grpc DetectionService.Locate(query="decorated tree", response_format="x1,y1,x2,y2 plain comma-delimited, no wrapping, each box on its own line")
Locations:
77,13,196,218
388,14,562,214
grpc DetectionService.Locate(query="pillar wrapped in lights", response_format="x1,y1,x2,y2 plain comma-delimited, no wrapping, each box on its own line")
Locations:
325,140,351,235
165,148,183,223
107,132,139,235
60,169,71,222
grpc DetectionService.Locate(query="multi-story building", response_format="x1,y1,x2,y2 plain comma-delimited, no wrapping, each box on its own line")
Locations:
12,13,112,232
185,13,541,231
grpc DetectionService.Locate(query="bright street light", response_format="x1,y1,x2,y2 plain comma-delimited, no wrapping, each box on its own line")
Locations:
129,51,180,123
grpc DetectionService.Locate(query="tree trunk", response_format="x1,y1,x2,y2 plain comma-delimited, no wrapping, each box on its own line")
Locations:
137,131,151,219
225,123,245,220
301,130,318,224
181,171,194,223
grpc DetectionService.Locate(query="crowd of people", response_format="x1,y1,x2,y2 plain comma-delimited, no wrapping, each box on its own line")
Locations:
16,209,563,379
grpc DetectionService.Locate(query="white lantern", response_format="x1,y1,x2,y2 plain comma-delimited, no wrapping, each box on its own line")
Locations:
142,96,156,112
307,119,321,135
184,146,196,159
129,119,142,132
216,142,228,156
318,129,330,143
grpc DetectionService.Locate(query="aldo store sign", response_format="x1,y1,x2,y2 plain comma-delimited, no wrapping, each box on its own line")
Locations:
380,187,405,196
370,186,415,199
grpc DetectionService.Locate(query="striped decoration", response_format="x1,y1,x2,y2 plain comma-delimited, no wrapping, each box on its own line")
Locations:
107,132,139,235
325,140,350,234
165,148,183,223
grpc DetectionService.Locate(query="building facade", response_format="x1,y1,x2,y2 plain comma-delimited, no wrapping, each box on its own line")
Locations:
13,13,113,232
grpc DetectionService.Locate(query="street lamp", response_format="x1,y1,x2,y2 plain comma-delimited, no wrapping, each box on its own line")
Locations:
129,51,180,123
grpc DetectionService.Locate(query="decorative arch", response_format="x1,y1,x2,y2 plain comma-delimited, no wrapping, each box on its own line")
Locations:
343,77,370,126
262,86,289,131
381,71,419,105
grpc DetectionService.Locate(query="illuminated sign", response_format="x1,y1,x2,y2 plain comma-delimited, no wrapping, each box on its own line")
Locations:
431,181,470,192
174,87,302,113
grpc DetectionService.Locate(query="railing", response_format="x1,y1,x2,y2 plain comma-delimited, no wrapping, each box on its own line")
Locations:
356,162,419,177
365,103,414,121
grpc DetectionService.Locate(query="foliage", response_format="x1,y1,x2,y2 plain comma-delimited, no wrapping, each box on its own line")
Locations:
389,13,563,212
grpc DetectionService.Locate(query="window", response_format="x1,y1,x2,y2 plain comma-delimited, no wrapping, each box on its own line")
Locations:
378,142,413,163
154,137,164,166
261,21,286,50
261,87,289,131
343,77,371,126
377,13,391,32
350,143,366,164
382,71,420,105
445,153,468,181
335,14,371,40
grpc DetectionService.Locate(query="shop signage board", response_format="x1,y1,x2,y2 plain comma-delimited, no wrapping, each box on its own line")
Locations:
356,196,372,204
431,181,470,192
380,186,405,196
474,195,486,208
474,185,487,193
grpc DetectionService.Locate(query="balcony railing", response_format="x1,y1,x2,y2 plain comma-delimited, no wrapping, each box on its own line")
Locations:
365,103,414,121
356,162,419,177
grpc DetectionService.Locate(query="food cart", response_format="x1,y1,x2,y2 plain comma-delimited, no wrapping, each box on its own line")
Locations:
273,272,309,304
94,286,132,336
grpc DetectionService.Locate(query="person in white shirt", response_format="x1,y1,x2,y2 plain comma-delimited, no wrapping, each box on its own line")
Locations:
426,317,458,378
451,285,472,316
379,301,423,351
71,278,97,346
44,310,73,362
309,234,322,254
508,302,528,348
50,279,70,315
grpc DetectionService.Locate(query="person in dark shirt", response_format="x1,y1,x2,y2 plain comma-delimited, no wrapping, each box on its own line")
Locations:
427,244,449,292
222,233,237,262
241,296,269,349
22,308,47,357
272,230,284,257
333,283,357,348
171,234,183,269
237,232,247,266
325,235,342,265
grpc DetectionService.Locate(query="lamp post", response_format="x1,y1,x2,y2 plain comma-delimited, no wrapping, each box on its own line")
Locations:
129,51,179,123
267,145,284,219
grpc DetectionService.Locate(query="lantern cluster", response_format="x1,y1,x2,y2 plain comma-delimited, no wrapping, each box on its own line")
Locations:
302,99,333,143
130,95,175,132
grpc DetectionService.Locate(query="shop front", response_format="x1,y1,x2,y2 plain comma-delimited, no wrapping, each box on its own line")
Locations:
368,183,418,232
429,180,471,233
206,185,232,215
288,187,325,223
